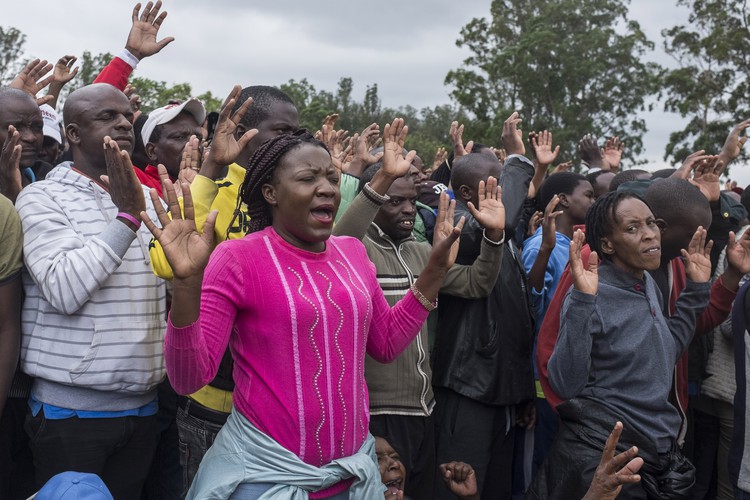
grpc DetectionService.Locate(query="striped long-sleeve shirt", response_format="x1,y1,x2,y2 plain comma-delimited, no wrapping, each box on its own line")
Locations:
16,163,167,411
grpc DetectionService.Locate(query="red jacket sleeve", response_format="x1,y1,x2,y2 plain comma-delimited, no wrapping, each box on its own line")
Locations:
93,56,134,91
536,244,593,410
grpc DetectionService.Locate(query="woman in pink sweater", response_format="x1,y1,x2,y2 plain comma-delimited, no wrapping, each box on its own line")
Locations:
142,121,465,499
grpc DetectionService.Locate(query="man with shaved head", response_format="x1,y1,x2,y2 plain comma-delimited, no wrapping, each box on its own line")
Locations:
15,83,167,498
431,113,537,498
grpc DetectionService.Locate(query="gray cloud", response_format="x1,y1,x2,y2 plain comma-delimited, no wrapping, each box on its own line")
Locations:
8,0,749,183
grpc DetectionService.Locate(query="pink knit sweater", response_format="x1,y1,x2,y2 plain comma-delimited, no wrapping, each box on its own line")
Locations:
165,227,429,469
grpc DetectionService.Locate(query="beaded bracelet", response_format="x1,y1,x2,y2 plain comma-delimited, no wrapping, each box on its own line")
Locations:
117,212,141,229
410,283,438,311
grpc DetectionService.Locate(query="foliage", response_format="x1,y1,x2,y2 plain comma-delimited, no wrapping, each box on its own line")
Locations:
661,0,750,165
445,0,661,165
280,77,472,159
0,26,26,85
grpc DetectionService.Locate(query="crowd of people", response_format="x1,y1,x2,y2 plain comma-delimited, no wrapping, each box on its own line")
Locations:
3,2,750,499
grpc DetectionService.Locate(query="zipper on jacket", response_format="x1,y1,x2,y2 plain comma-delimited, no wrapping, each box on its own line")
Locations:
391,239,431,415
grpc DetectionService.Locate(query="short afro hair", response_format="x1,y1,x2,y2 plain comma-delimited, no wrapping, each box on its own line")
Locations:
539,172,587,210
233,86,295,129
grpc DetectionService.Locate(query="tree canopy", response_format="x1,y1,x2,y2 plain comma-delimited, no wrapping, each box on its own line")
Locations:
445,0,661,164
661,0,750,164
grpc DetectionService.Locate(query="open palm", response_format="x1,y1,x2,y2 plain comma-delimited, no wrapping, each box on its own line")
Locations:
570,230,598,295
682,227,712,283
431,192,465,269
382,118,415,178
141,166,216,280
467,176,505,232
726,230,750,275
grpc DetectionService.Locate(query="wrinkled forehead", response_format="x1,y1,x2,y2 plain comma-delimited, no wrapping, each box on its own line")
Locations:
0,93,42,127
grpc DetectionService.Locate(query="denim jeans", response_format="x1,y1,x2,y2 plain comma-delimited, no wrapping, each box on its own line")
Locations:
175,398,228,497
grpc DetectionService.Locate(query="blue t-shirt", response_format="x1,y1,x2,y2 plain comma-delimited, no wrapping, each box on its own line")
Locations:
521,227,572,331
29,392,158,419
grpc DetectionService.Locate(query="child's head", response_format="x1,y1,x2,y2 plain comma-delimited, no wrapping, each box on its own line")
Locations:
375,436,406,496
539,172,595,224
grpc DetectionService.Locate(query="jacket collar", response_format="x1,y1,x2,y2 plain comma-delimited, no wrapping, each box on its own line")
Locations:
597,260,648,289
366,222,415,248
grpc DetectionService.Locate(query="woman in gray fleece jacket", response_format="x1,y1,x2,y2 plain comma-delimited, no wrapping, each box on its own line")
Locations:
530,191,712,499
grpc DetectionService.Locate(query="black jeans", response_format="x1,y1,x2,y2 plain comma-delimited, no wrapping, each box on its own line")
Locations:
175,397,228,497
0,398,35,500
370,414,435,500
433,387,516,499
142,381,183,500
25,410,159,500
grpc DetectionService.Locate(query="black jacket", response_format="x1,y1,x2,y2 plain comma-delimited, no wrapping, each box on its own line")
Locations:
431,155,536,406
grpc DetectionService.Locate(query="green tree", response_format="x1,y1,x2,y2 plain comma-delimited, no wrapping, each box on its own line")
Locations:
661,0,750,165
0,26,27,85
445,0,661,165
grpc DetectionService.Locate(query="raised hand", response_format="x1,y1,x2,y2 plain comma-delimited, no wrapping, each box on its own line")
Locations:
725,230,750,277
440,462,478,499
528,210,543,237
672,150,709,180
201,85,258,179
0,126,23,203
142,164,217,283
552,161,573,174
176,135,201,188
431,191,465,269
570,229,598,295
531,130,560,167
541,195,564,250
578,134,607,170
502,112,524,156
52,55,79,85
725,179,738,191
601,136,624,173
450,121,473,158
718,118,750,168
433,146,447,170
582,422,643,500
491,146,507,164
467,176,505,241
682,226,712,283
9,59,54,106
102,137,147,222
381,118,416,178
125,1,175,60
689,156,723,202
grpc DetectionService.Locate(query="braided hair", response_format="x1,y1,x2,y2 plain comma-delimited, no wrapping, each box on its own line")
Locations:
228,130,328,238
584,190,653,261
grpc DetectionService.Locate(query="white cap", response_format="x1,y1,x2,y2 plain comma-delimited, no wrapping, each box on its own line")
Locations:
141,98,207,146
39,104,62,144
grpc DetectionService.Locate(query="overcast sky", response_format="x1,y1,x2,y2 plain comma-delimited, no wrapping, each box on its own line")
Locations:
7,0,749,185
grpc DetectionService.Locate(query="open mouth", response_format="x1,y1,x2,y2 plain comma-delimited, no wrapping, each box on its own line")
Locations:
383,478,402,495
311,205,335,224
642,246,661,255
398,219,414,230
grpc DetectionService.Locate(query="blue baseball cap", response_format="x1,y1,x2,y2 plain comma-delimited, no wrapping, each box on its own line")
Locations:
33,472,114,500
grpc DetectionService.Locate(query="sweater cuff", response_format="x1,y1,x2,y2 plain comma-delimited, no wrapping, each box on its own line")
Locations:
97,219,138,258
401,289,431,323
714,275,739,300
118,48,140,68
166,314,201,350
569,288,597,304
